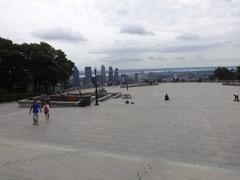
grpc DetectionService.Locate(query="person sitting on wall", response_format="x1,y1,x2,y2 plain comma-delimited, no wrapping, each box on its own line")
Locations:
165,94,170,101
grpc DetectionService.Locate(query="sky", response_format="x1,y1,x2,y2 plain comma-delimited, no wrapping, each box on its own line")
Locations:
0,0,240,70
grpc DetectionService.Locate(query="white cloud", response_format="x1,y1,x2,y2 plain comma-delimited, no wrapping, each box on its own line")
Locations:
32,27,86,43
176,33,200,41
120,25,155,36
0,0,239,69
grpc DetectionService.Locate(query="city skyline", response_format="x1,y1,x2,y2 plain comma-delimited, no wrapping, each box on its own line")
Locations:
0,0,240,69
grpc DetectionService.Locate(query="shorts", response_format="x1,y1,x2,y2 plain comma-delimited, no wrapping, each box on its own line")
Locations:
32,113,38,120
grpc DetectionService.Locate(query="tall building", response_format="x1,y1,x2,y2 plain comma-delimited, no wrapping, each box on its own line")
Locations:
108,66,113,85
72,66,80,86
114,68,119,85
101,65,106,86
85,66,92,85
134,73,139,82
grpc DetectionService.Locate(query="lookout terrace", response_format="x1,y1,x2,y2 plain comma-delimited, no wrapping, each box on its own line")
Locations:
0,83,240,180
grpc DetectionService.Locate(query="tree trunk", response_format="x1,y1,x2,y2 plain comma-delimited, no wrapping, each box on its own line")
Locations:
44,82,48,94
33,79,37,96
37,82,41,94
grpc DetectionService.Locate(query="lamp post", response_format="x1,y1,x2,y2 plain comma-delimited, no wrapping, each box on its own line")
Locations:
127,75,129,91
94,68,99,106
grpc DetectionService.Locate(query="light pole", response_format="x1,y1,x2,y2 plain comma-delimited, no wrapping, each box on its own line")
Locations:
127,75,129,91
94,68,99,106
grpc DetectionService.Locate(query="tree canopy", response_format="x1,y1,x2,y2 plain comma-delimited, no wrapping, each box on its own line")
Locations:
0,37,74,94
213,66,239,80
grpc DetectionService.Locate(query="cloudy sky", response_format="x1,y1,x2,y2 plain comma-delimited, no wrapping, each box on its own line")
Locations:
0,0,240,70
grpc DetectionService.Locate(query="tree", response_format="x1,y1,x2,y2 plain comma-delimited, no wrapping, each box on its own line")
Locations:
54,49,74,88
0,37,74,95
21,42,74,94
0,38,30,93
213,67,235,80
236,66,240,80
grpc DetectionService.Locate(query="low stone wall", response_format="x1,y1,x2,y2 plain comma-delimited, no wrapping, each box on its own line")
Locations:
18,99,80,108
222,83,240,86
98,94,113,102
18,92,123,107
90,92,121,102
120,83,158,88
112,93,122,99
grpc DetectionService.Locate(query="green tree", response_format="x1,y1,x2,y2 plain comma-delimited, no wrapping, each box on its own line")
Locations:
0,38,30,93
213,67,235,80
54,49,74,88
0,37,74,95
21,42,74,94
236,66,240,80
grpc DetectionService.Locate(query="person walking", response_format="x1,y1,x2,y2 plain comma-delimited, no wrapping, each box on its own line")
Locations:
43,101,50,121
29,100,42,126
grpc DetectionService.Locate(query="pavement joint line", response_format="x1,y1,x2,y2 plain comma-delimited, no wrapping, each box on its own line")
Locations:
0,110,26,118
0,138,78,152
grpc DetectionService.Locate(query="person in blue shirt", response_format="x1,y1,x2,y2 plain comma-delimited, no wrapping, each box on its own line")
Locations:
29,100,42,126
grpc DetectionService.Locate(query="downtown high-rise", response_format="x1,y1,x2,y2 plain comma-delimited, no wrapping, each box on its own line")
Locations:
101,65,106,86
108,66,113,85
114,68,119,85
72,66,80,86
84,66,92,85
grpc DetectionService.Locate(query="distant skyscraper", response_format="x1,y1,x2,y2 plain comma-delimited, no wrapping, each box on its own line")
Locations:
101,65,106,86
85,66,92,85
108,66,113,85
134,73,139,82
72,66,80,86
114,68,119,85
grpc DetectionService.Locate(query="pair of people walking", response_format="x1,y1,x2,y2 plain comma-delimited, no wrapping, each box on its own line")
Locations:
29,100,50,126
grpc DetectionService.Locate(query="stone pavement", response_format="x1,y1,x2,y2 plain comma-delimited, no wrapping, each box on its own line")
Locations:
0,83,240,179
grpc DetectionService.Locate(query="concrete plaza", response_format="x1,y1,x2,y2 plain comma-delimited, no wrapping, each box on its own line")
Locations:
0,83,240,180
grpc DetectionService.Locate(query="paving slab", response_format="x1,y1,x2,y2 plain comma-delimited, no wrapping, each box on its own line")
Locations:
0,83,240,179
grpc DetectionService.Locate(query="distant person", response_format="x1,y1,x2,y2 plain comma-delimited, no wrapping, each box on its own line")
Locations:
43,102,50,121
233,93,239,102
29,100,42,126
165,94,169,101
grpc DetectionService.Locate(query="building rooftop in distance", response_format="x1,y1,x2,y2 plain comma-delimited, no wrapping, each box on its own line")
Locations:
0,83,240,180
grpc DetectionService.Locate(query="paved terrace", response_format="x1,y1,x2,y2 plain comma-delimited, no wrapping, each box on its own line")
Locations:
0,83,240,180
